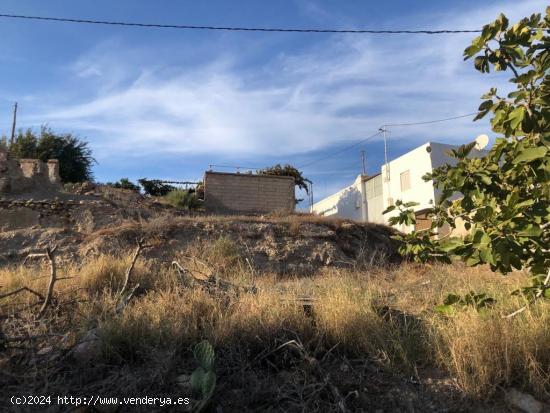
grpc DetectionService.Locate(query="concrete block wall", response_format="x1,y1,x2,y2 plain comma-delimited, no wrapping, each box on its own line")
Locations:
204,171,295,214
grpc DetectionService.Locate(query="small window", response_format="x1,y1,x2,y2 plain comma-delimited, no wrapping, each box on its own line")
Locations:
387,197,394,206
400,170,411,192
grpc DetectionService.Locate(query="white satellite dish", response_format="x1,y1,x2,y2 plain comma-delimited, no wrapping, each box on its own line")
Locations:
474,134,489,150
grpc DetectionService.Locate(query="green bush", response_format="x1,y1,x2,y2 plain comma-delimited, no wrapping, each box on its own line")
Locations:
164,189,202,210
138,178,176,196
106,178,140,192
9,127,95,183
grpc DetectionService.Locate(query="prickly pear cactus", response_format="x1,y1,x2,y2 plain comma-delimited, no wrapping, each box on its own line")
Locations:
191,340,216,412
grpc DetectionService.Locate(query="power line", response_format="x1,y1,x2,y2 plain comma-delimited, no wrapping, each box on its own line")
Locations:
0,13,482,34
298,130,382,169
383,112,477,127
299,111,478,169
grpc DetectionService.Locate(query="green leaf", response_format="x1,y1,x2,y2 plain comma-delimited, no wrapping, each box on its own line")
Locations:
434,304,455,315
440,238,464,252
480,247,495,264
513,147,548,164
464,44,483,59
508,107,525,130
466,254,481,266
517,225,542,237
383,205,396,214
473,229,491,247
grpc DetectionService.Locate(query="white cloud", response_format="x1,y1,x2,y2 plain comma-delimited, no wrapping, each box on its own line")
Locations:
22,0,546,160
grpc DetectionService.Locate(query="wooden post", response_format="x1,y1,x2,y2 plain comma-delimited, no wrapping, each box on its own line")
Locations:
9,102,17,148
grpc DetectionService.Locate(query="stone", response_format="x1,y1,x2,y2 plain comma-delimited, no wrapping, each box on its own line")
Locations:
505,388,550,413
69,328,100,364
37,346,54,356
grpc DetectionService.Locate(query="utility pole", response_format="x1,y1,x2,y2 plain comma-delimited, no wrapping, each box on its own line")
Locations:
380,126,390,182
309,181,314,212
361,150,367,175
9,102,18,148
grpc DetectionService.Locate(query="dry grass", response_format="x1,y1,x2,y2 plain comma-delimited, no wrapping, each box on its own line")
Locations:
78,254,153,293
88,211,379,241
1,253,549,403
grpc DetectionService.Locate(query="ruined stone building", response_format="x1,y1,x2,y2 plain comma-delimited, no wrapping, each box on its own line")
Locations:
0,146,61,194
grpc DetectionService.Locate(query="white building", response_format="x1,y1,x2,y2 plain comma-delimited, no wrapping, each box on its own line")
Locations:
312,141,487,233
311,173,384,224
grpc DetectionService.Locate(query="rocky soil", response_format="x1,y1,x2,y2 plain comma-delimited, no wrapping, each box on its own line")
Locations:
0,186,400,274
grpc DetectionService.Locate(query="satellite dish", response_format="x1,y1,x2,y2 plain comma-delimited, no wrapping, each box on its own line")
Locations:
474,134,489,150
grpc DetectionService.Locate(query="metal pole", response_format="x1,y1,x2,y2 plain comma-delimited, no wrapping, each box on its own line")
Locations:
9,102,17,148
360,150,366,175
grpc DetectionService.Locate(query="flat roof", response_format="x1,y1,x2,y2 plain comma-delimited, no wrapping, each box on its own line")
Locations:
205,171,295,181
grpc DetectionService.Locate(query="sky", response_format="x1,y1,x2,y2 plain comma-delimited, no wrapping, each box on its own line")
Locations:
0,0,546,206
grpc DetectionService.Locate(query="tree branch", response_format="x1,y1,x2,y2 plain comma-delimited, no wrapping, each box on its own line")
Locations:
37,246,57,319
119,238,146,297
0,286,44,301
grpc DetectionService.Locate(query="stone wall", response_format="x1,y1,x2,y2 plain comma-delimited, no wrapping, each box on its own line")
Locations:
0,199,114,232
0,147,61,194
204,171,295,214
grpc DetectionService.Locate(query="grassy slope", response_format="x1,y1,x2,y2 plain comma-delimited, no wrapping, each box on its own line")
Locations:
0,237,549,411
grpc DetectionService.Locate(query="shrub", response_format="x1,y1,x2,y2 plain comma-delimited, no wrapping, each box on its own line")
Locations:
138,178,176,196
8,127,95,183
163,189,202,210
106,178,140,192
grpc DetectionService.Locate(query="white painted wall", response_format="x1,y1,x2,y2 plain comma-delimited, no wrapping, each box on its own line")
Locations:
364,174,384,223
312,174,384,223
311,175,364,221
382,142,436,232
312,141,488,230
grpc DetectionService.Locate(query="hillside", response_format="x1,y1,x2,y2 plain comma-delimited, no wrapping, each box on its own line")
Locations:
1,187,549,412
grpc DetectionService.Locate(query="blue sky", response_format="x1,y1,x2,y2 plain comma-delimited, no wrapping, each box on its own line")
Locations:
0,0,546,205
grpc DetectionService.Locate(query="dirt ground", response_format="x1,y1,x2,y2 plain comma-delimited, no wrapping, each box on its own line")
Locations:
1,187,547,412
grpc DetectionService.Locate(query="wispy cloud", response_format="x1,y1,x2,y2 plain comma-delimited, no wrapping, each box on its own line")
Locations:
21,0,546,162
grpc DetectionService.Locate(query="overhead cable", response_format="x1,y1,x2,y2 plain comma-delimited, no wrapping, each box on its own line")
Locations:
0,13,482,35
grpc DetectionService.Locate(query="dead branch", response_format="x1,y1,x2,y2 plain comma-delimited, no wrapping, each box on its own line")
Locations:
0,286,44,301
171,260,188,275
1,246,57,318
171,260,257,294
504,268,550,319
119,238,146,297
116,283,140,313
37,246,57,319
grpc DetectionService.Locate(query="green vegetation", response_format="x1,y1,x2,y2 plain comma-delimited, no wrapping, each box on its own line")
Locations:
106,178,140,191
8,127,95,183
137,178,176,196
163,189,202,210
257,163,311,193
385,8,550,310
191,341,216,412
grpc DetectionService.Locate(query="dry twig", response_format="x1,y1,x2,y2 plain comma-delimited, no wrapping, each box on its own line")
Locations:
0,286,44,301
36,246,58,319
1,245,58,318
119,238,147,297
